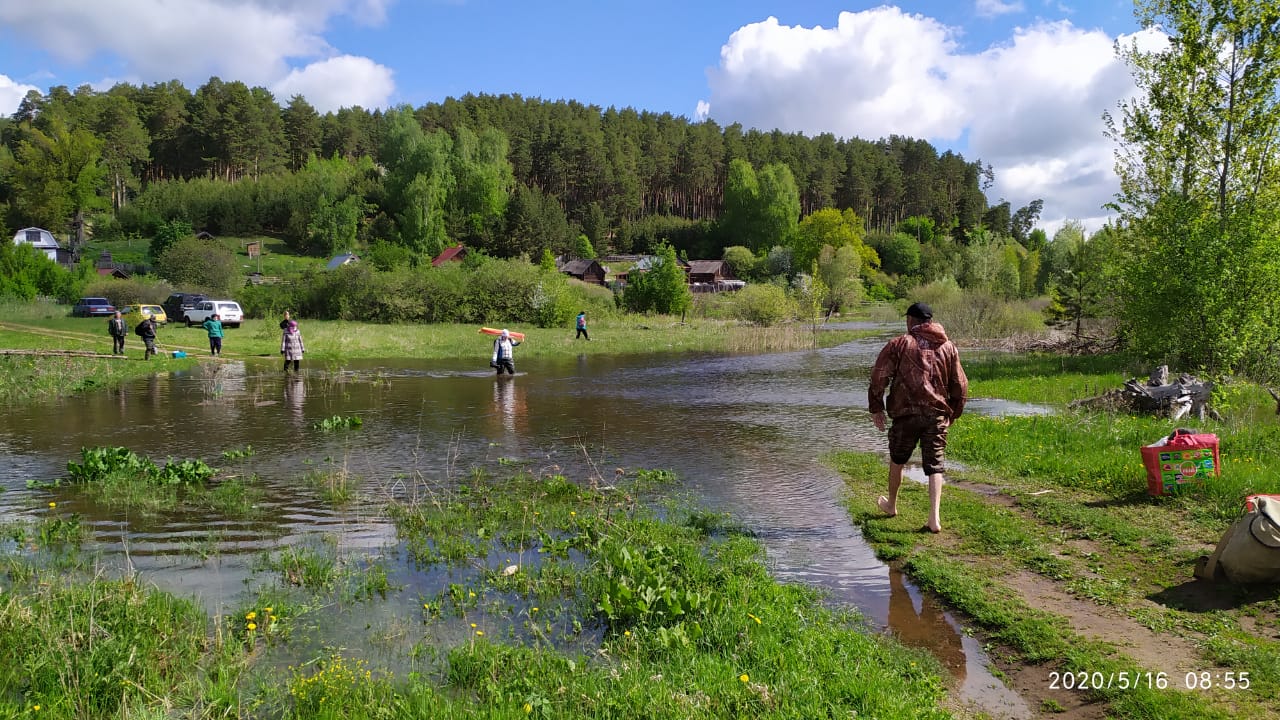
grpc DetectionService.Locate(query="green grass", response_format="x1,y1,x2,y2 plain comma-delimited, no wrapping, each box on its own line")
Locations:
1,297,873,369
0,564,249,719
2,462,958,719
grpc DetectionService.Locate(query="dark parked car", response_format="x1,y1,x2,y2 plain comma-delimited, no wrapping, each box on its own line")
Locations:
71,297,115,317
162,293,207,323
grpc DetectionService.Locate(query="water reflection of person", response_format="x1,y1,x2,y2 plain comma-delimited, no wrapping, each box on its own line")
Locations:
885,567,966,683
492,377,527,437
284,375,306,426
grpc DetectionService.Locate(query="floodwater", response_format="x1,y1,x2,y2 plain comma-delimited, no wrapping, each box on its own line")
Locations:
0,325,1049,718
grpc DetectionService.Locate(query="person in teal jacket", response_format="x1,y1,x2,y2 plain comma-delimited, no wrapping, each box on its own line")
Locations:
202,313,224,356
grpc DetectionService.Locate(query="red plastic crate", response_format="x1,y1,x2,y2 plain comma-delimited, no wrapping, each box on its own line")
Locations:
1141,432,1220,496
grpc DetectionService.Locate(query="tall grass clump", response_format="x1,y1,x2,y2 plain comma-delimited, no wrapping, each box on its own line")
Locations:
0,565,239,719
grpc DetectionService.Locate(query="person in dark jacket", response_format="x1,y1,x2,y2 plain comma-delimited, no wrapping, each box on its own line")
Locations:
279,310,293,330
491,329,520,375
867,302,968,534
136,316,158,360
107,311,127,355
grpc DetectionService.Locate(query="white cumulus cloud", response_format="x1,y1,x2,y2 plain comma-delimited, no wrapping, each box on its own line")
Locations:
700,8,1156,233
274,55,395,112
0,73,39,115
0,0,394,110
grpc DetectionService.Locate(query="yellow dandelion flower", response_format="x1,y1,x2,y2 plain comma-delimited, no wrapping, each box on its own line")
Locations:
245,611,257,620
747,613,761,625
48,502,56,508
476,630,484,636
33,706,40,711
247,622,257,631
470,623,477,628
531,607,539,613
468,591,476,598
623,630,631,636
739,674,749,683
264,607,272,613
570,511,576,516
424,603,430,609
523,703,533,714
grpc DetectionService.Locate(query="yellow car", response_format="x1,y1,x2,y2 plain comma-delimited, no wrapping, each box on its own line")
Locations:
118,304,169,326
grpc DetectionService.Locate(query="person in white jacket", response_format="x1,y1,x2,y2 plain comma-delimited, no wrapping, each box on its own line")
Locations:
490,329,521,375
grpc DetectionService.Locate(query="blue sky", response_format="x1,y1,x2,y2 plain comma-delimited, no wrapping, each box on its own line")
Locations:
0,1,1151,231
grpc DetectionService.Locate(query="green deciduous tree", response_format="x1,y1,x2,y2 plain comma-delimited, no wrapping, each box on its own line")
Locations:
625,242,691,315
720,159,801,253
1108,0,1280,372
792,207,866,272
721,245,759,281
381,107,454,258
11,116,108,248
817,243,865,312
449,126,515,248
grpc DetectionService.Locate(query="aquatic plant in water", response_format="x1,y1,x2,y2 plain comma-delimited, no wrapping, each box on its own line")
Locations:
313,415,364,432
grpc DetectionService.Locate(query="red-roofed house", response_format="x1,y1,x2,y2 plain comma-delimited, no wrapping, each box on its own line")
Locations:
431,244,467,267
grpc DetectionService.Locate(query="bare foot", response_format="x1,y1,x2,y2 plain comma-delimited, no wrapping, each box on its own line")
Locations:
876,496,897,517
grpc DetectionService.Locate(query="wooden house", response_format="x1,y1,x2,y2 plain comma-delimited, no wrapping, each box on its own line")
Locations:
686,260,734,284
558,258,607,285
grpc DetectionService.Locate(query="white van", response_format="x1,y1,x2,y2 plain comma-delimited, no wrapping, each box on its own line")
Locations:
185,300,244,328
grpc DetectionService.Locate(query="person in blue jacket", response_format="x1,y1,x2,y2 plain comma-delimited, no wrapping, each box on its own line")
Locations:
575,311,590,340
202,313,224,356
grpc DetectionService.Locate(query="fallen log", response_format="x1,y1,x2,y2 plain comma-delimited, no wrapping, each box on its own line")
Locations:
1069,365,1222,421
0,349,124,359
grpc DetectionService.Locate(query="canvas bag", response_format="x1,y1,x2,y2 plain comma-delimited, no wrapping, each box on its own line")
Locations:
1198,495,1280,584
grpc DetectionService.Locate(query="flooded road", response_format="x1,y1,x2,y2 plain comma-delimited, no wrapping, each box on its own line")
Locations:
0,327,1046,718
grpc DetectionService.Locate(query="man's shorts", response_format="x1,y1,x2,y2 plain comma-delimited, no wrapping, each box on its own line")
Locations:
888,414,951,475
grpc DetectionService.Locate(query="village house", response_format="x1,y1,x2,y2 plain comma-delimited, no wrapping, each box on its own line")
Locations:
557,258,607,285
431,244,467,266
95,250,130,279
325,253,360,270
12,227,76,269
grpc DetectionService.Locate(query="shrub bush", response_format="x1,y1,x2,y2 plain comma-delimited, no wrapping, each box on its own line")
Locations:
730,283,795,326
910,280,1047,340
81,277,173,308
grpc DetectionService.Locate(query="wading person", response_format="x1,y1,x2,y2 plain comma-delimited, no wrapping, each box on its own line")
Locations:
136,316,158,360
575,310,590,340
202,313,224,356
868,302,968,534
107,311,127,355
281,319,304,372
491,329,520,376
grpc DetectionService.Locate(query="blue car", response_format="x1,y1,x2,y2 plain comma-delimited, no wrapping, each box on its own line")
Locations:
71,297,116,317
